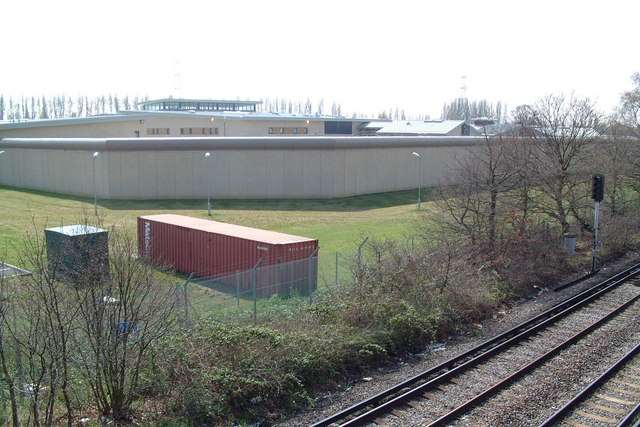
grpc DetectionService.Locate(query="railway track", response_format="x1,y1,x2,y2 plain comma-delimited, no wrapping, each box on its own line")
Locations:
539,341,640,427
312,262,640,427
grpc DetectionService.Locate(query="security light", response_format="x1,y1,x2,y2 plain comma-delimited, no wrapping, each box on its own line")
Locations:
93,152,100,158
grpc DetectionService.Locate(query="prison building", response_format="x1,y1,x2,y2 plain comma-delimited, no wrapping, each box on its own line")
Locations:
0,98,370,138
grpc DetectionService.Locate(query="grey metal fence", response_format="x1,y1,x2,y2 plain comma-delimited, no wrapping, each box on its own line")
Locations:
180,254,318,323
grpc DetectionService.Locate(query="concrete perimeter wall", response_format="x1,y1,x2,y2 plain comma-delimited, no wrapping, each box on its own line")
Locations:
0,136,478,199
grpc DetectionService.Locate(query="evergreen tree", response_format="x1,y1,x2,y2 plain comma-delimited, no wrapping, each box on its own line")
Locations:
22,97,29,119
0,94,4,120
40,96,49,119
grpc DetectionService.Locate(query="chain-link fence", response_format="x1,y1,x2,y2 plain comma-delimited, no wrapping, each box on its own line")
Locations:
178,254,320,323
174,238,384,324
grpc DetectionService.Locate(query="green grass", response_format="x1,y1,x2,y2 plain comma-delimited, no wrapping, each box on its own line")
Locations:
0,185,434,315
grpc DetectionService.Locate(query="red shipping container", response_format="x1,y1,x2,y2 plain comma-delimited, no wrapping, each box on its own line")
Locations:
137,214,318,296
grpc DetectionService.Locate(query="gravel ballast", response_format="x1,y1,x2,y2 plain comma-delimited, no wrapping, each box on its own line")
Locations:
279,254,640,427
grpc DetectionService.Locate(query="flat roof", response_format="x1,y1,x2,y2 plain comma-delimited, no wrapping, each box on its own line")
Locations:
0,110,370,130
0,136,486,151
139,214,316,245
45,225,107,236
0,262,32,279
365,120,466,135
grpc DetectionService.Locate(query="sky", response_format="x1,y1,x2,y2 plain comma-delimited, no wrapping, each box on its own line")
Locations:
2,0,639,118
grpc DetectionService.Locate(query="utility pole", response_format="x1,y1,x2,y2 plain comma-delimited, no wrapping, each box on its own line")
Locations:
591,174,604,272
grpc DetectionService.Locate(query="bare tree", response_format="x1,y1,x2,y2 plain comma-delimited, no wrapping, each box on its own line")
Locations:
596,116,636,215
503,136,536,236
70,226,176,422
620,72,640,134
0,273,21,427
513,94,601,233
435,134,517,249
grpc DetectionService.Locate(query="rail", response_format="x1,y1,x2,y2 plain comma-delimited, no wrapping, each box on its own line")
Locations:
312,261,640,426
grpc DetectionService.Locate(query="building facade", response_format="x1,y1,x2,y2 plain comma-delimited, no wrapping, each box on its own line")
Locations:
0,98,369,138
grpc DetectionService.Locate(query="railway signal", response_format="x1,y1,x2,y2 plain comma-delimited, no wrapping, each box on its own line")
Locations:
591,174,605,272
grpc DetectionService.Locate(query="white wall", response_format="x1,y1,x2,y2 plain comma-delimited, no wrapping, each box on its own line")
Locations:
0,138,475,199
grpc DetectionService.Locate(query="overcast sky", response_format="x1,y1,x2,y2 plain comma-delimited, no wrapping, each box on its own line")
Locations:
2,0,639,118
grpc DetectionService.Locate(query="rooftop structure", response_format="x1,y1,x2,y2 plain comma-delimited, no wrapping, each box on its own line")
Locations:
363,120,482,136
138,98,262,113
45,224,106,236
0,109,369,138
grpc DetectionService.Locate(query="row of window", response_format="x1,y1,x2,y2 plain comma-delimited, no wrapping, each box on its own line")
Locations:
146,128,170,135
143,102,256,112
180,127,219,135
268,127,309,135
142,127,322,136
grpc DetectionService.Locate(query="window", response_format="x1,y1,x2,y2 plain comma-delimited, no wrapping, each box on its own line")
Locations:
324,121,353,134
268,127,308,135
146,128,170,136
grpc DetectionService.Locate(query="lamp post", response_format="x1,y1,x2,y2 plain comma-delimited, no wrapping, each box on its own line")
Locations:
92,152,100,216
411,152,422,210
203,152,212,216
0,151,4,187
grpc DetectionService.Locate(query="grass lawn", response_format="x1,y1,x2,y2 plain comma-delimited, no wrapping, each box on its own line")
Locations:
0,185,434,316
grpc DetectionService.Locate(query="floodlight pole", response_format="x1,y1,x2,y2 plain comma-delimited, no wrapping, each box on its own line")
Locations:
92,152,100,216
412,152,422,210
0,151,4,187
203,152,212,216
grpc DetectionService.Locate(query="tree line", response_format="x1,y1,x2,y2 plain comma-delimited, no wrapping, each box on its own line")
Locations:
0,93,506,123
435,73,640,260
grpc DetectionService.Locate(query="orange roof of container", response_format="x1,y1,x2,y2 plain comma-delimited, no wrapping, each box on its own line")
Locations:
139,214,316,245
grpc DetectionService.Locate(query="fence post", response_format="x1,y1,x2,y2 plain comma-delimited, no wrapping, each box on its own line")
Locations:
235,271,240,308
308,255,313,304
252,266,257,323
183,273,193,328
308,249,318,304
